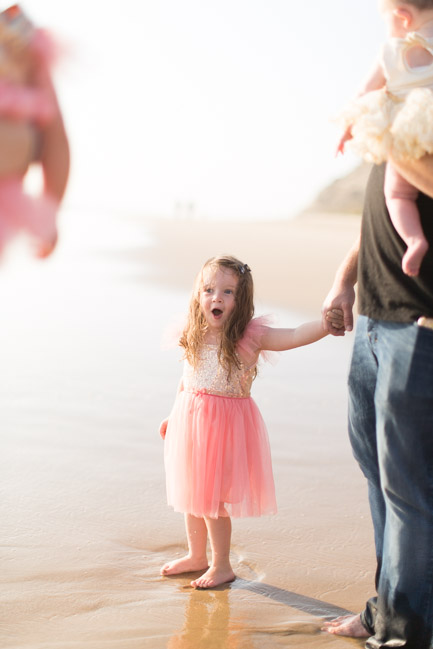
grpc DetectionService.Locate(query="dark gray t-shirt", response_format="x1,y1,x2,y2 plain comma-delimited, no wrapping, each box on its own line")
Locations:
358,164,433,322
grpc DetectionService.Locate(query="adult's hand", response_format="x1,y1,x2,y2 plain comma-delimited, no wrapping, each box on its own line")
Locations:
322,283,356,336
321,235,360,336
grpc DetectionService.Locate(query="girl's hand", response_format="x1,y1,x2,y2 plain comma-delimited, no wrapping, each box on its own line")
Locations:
159,418,169,440
322,282,356,335
326,308,345,330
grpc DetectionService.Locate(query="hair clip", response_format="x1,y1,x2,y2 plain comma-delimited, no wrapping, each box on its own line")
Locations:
239,263,251,274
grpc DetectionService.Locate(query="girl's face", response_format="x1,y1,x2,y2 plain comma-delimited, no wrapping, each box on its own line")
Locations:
199,266,238,337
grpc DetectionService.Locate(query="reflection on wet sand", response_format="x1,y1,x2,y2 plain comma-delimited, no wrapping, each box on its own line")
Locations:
2,210,374,648
167,586,240,649
165,573,354,649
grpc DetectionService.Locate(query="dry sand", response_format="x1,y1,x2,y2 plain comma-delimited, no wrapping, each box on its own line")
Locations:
1,209,376,649
144,212,361,315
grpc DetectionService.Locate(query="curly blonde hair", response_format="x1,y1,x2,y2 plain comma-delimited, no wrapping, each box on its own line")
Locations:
179,255,254,373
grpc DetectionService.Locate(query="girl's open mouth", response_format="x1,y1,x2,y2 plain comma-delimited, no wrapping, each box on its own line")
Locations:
212,309,223,317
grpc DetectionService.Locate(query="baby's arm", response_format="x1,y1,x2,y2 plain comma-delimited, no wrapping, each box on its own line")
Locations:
159,377,184,439
357,59,386,96
259,320,327,352
337,59,386,155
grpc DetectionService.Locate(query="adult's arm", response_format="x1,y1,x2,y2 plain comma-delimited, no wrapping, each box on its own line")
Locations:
40,110,70,203
392,154,433,199
39,72,70,203
321,234,360,336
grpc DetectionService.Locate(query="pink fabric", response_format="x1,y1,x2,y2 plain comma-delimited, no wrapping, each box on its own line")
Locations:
237,314,276,365
0,80,56,124
164,316,278,520
31,28,59,67
164,391,277,519
0,177,58,253
0,28,58,125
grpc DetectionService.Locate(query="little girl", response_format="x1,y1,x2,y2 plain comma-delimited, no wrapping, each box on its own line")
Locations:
159,255,342,589
0,5,69,258
338,0,433,277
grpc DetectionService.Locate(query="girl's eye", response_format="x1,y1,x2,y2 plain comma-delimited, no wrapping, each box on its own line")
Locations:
205,288,213,293
224,289,233,294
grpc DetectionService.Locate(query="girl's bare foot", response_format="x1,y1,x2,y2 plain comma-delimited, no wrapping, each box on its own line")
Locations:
160,554,208,576
402,238,429,276
191,565,236,589
321,614,370,637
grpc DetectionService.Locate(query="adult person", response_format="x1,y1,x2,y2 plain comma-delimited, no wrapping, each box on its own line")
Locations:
321,159,433,648
0,107,69,257
0,5,69,257
0,110,69,204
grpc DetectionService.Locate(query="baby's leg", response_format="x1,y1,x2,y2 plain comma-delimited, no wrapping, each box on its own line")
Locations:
160,514,209,576
191,513,235,589
384,163,428,276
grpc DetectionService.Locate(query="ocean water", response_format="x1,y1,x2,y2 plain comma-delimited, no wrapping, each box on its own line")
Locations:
0,209,372,649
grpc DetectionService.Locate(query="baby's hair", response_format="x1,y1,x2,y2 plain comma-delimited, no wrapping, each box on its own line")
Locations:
180,254,254,373
400,0,433,8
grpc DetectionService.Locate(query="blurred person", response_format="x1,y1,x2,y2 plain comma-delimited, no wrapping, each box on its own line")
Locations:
0,4,69,258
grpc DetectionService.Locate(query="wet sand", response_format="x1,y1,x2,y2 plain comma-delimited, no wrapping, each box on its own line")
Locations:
0,209,376,649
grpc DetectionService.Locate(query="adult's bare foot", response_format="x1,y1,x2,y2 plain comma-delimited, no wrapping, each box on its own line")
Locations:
191,566,235,589
322,614,370,637
160,554,208,576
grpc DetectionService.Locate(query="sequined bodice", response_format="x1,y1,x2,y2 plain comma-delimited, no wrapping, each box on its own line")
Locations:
183,344,256,398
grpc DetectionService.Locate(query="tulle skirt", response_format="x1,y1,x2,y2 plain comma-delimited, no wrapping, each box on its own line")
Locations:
340,86,433,163
164,390,277,519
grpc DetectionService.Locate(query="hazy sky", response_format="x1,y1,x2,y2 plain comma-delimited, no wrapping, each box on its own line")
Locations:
21,0,383,220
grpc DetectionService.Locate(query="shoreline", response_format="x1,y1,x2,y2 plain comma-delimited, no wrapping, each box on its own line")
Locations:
2,207,376,649
143,213,361,315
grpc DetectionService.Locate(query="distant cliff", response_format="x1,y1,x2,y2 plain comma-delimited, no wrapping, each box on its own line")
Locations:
303,162,372,215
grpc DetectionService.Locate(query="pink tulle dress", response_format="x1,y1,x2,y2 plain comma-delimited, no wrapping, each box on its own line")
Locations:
0,7,58,255
164,317,277,520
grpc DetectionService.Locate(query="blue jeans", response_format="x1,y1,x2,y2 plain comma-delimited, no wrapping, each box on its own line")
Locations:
348,316,433,649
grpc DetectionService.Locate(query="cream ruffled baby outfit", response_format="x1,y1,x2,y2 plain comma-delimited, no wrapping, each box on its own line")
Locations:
341,31,433,162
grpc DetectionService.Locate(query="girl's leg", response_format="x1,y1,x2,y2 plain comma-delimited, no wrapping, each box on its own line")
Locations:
160,514,209,575
191,514,235,589
384,163,428,276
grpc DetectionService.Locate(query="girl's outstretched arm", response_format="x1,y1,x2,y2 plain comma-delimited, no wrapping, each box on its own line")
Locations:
260,320,327,352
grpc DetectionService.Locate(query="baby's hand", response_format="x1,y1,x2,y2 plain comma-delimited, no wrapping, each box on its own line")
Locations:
326,308,345,330
159,418,169,439
336,125,353,156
